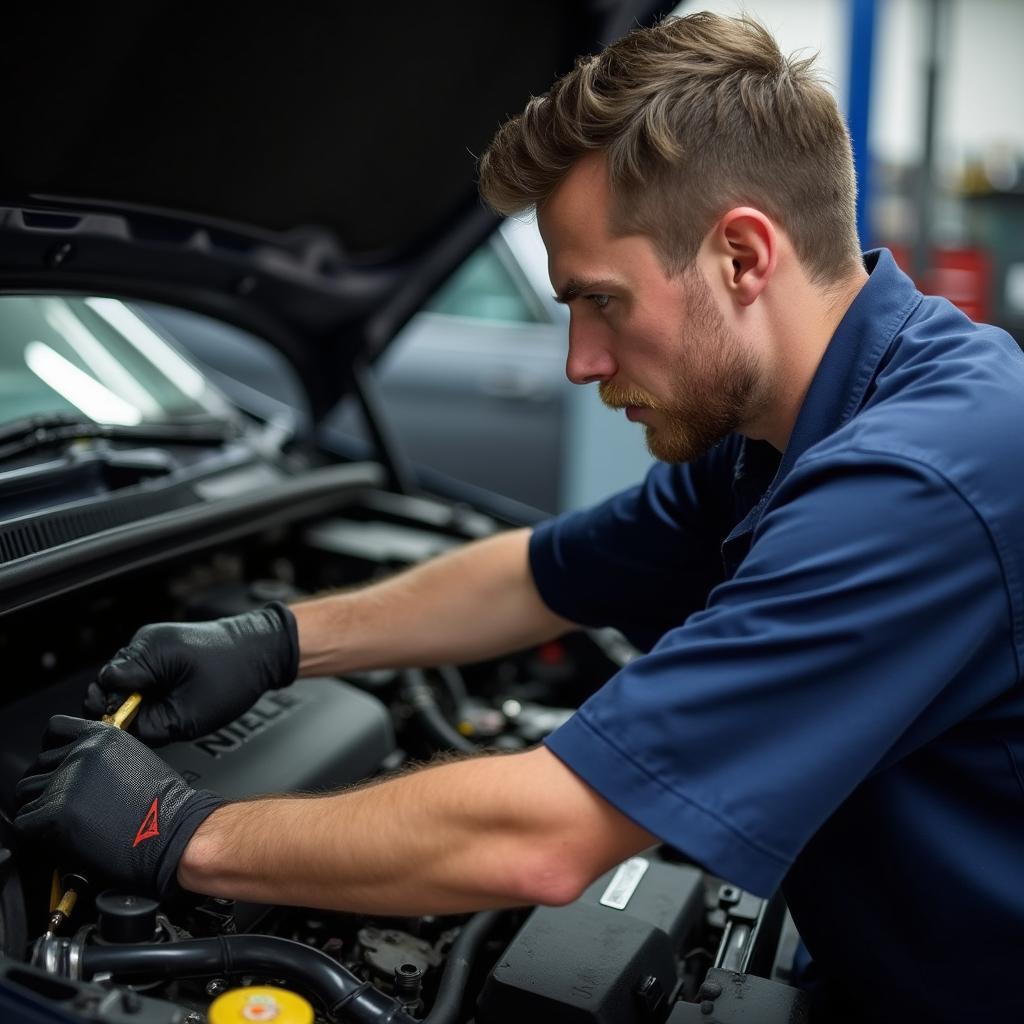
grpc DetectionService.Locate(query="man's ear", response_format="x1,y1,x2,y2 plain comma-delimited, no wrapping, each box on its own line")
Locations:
707,208,777,307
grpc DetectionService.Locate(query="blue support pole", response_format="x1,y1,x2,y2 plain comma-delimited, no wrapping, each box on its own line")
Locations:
846,0,878,250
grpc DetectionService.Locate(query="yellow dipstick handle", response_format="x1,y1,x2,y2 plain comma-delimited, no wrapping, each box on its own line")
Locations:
102,691,143,730
47,692,144,935
46,883,80,937
48,869,62,913
46,889,77,933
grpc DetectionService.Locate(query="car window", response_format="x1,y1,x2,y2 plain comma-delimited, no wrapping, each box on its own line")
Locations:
0,295,225,426
423,237,548,323
136,302,311,433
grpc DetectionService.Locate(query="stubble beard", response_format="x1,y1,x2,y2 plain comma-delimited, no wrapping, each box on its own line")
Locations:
599,270,765,464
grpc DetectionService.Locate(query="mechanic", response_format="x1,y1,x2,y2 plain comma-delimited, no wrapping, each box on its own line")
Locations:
15,13,1024,1022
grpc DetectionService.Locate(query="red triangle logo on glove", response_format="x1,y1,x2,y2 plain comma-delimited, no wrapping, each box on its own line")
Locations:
132,797,160,847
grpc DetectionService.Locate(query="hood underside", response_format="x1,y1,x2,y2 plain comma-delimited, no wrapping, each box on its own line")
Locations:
0,1,672,417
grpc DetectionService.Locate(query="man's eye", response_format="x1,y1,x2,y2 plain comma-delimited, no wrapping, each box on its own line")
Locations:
587,294,611,310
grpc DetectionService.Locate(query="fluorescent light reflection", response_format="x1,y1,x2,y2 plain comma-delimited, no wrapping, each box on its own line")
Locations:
85,298,213,408
43,299,162,418
24,341,143,426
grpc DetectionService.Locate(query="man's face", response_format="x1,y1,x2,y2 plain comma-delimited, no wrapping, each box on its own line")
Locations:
537,154,766,463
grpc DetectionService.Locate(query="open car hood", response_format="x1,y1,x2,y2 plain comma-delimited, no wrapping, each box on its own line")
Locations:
0,1,671,419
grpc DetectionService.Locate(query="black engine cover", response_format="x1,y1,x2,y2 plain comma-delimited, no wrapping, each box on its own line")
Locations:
160,678,394,798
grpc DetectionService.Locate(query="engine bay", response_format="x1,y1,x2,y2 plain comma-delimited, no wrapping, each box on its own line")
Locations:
0,480,807,1023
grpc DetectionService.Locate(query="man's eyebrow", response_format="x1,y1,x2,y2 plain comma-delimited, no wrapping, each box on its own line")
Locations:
552,278,622,304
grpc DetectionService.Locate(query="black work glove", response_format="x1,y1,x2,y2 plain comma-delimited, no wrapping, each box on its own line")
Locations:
83,602,299,745
14,716,225,897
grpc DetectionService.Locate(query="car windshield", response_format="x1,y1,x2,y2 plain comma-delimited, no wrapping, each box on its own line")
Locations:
0,295,228,428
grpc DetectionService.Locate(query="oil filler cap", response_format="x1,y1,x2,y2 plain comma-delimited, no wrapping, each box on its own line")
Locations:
209,986,313,1024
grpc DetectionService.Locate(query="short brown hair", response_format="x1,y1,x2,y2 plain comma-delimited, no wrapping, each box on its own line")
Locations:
479,12,861,283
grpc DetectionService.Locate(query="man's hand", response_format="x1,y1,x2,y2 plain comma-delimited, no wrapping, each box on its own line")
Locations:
15,716,224,897
83,603,299,745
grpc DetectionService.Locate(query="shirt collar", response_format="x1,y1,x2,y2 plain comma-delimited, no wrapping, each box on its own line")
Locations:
775,248,922,478
724,249,922,547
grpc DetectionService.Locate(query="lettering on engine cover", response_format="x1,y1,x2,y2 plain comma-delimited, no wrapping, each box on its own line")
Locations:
193,691,302,758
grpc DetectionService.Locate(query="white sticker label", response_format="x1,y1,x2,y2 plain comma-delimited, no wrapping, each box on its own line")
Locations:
599,856,650,910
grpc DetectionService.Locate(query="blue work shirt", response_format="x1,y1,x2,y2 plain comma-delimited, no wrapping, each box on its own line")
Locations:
532,250,1024,1023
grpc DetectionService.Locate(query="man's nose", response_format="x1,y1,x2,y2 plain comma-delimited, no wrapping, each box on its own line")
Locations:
565,320,617,385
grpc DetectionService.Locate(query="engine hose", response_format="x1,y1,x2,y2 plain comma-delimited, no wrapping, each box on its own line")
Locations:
436,664,469,710
422,910,503,1024
80,934,416,1024
399,668,477,754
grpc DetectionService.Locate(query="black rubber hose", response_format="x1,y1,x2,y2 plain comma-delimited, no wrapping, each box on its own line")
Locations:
81,934,416,1024
400,668,477,754
422,911,503,1024
436,664,469,710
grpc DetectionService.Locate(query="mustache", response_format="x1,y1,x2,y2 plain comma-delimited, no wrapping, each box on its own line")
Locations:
598,381,659,410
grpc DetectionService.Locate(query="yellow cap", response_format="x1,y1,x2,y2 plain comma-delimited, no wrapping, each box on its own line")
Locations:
208,986,314,1024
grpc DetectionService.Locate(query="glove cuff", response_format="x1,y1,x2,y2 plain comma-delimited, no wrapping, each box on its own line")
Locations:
264,601,300,689
155,789,227,898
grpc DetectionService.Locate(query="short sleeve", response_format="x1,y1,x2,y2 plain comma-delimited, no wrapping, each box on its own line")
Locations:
544,450,1015,895
529,442,740,650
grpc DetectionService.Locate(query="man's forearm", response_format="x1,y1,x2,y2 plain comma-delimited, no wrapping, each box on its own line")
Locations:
177,746,655,915
293,528,575,677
